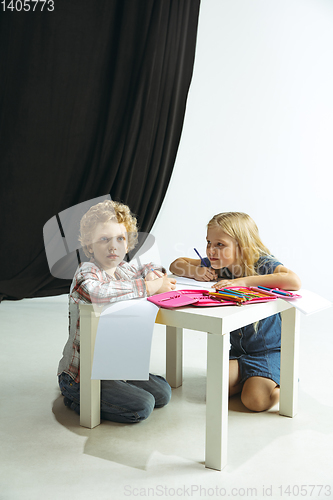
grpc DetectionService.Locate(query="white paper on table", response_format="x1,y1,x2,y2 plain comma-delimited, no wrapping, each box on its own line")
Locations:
172,275,217,290
286,289,332,315
91,298,159,380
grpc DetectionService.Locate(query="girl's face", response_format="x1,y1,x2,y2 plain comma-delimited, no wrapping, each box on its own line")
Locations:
206,226,238,272
88,220,128,276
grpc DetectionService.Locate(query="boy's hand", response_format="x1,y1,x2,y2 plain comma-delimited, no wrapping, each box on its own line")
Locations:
145,270,164,281
145,275,177,296
194,266,217,282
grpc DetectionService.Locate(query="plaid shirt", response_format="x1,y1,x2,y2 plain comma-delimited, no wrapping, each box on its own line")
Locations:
57,259,160,383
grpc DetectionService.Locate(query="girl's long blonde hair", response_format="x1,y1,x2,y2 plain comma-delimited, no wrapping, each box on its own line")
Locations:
207,212,270,277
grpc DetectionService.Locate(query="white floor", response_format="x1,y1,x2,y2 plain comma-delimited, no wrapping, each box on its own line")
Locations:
1,295,332,500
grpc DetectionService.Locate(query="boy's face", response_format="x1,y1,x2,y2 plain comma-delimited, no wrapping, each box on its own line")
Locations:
206,226,238,272
88,220,128,275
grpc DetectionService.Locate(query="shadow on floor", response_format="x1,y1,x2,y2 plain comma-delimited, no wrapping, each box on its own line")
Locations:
52,392,205,472
52,379,333,472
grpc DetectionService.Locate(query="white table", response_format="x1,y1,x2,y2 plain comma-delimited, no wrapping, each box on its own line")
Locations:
79,296,300,471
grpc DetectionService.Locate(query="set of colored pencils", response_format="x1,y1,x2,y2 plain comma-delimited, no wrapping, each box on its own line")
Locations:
209,289,248,304
208,287,277,305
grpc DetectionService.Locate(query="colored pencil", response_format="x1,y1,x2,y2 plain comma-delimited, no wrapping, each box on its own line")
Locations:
219,288,246,297
250,286,277,297
150,268,163,278
209,292,246,303
257,285,293,297
194,248,208,267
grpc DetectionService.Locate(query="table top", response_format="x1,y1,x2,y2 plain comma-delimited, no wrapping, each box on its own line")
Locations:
81,282,329,335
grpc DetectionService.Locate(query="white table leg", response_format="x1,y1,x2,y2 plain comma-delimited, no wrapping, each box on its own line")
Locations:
166,326,183,388
205,332,230,471
280,307,300,417
80,305,101,428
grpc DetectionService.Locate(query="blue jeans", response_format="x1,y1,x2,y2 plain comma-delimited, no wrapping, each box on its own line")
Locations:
58,372,171,423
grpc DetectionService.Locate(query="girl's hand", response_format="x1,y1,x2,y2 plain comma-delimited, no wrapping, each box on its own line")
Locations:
194,267,217,282
213,277,248,289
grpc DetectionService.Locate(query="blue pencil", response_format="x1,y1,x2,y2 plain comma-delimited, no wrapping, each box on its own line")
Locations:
219,288,244,297
257,285,273,292
194,248,208,267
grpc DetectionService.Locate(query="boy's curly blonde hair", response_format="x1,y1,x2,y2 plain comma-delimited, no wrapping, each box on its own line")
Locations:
79,200,138,257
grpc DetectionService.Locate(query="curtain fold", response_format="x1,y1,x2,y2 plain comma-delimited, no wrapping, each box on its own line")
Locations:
0,0,200,301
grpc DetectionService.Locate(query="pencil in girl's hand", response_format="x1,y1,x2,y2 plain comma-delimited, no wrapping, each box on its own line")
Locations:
194,248,208,267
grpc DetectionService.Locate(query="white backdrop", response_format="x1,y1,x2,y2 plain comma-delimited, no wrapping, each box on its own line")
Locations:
150,0,333,301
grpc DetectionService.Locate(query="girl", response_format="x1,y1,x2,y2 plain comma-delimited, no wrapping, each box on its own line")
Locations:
169,212,301,412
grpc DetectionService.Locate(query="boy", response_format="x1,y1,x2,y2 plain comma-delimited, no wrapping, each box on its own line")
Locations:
58,199,176,423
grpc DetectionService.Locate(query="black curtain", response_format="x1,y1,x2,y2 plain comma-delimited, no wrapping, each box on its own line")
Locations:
0,0,200,301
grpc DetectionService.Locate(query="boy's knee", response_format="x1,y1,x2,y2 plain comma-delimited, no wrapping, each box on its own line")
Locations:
102,392,156,423
154,383,172,408
135,393,156,421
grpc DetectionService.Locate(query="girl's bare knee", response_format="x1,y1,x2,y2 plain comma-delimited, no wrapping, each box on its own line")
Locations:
241,377,279,412
241,391,269,412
